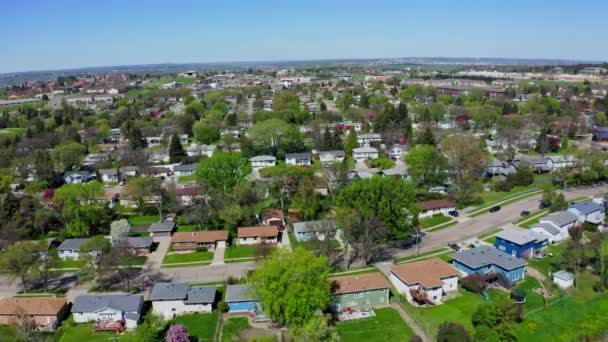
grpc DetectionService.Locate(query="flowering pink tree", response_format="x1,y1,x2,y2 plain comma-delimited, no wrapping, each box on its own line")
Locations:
165,324,190,342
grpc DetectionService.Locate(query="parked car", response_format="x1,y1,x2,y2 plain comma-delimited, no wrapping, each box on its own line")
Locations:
449,243,461,251
539,201,549,209
489,205,501,213
448,210,459,217
520,210,531,217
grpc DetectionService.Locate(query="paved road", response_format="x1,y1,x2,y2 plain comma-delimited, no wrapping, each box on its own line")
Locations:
161,261,255,283
391,184,608,259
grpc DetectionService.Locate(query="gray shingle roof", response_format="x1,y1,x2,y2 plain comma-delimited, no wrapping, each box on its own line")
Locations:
568,201,604,215
353,147,378,154
293,220,337,234
543,211,578,227
226,285,258,303
451,245,527,271
319,150,345,158
98,169,118,175
72,294,143,313
149,283,189,301
532,222,560,235
249,155,276,162
495,228,547,246
148,221,176,232
57,238,90,251
553,270,574,281
114,237,153,249
184,286,216,304
285,152,311,159
173,163,198,172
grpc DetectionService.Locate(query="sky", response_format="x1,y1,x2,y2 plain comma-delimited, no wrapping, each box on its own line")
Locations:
1,0,607,73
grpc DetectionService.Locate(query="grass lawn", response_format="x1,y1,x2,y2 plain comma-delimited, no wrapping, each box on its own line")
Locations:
520,217,541,229
288,232,341,252
514,277,547,311
59,323,137,342
425,220,457,232
171,312,219,342
221,317,250,342
0,325,17,340
471,189,541,217
420,214,453,228
177,224,200,232
56,258,86,269
178,175,195,183
527,243,566,276
405,289,494,338
483,236,497,244
477,184,539,207
127,215,160,226
394,248,451,264
163,251,214,264
224,245,256,259
329,267,379,277
336,307,415,342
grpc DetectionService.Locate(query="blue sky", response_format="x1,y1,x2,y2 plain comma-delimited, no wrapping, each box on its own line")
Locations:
1,0,607,73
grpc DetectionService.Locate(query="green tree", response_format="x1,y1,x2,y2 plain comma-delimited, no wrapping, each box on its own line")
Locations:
50,142,86,171
123,177,166,218
471,292,520,341
54,181,109,237
291,176,321,220
417,126,435,146
168,132,186,163
193,122,221,144
136,314,163,342
249,247,331,327
344,131,359,155
110,219,132,239
0,242,40,293
404,145,448,186
438,322,471,342
292,315,339,342
443,134,487,205
336,177,418,239
194,152,251,192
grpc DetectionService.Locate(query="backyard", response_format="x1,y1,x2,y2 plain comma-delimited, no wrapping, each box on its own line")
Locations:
58,322,138,342
127,215,160,227
171,311,220,342
336,307,415,342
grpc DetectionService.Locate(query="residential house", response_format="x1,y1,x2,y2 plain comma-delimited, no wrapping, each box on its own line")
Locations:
237,226,279,245
417,199,456,219
173,164,198,177
119,166,139,178
148,221,176,237
451,245,527,284
171,231,229,251
495,228,548,258
64,171,96,184
545,155,578,170
111,237,154,255
567,201,605,224
201,144,217,158
72,294,144,329
175,186,204,206
389,258,459,305
225,284,259,313
352,147,379,161
387,144,406,160
82,152,112,166
357,133,381,146
142,166,171,178
515,156,551,173
380,167,408,179
484,159,515,177
149,283,216,319
531,210,579,243
328,273,390,313
98,169,119,183
318,151,345,164
285,152,312,166
592,127,608,142
249,155,277,170
57,238,99,259
0,298,68,331
292,220,338,242
260,208,285,229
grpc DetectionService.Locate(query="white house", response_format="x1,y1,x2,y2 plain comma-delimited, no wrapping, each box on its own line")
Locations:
389,258,459,305
387,144,406,160
237,226,278,245
531,210,579,243
285,152,311,166
567,201,605,225
149,283,216,320
545,155,578,170
292,220,338,242
57,238,100,260
417,199,456,219
98,169,119,183
318,151,345,164
72,294,144,329
64,171,96,184
119,166,139,178
173,163,198,177
201,145,216,158
352,147,379,161
249,155,277,170
357,133,382,146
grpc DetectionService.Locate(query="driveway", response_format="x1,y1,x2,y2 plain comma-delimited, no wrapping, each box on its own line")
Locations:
161,262,255,283
391,185,608,259
147,236,171,271
211,246,225,265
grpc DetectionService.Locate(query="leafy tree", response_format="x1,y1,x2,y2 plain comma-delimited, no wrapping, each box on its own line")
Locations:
336,177,418,239
438,322,471,342
194,152,251,192
443,134,486,205
0,242,39,292
123,177,168,219
165,324,190,342
291,176,321,220
549,193,567,212
193,123,220,144
416,126,435,146
136,314,163,342
34,242,60,293
404,145,448,186
508,164,534,186
471,292,520,341
54,181,110,237
50,142,86,171
168,132,186,163
292,315,338,342
248,119,304,158
110,219,132,240
344,131,359,155
249,247,330,327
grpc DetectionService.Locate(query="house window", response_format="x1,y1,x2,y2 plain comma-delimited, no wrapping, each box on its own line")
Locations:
379,297,384,303
354,292,364,299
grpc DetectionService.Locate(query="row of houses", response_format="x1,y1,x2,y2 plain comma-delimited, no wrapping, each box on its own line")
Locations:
531,199,605,243
485,155,579,176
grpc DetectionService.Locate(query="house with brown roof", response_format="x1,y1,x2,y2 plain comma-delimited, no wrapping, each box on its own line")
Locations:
328,273,390,314
175,186,204,206
417,199,456,219
237,226,279,245
260,208,285,229
389,258,459,305
0,297,68,331
171,231,229,251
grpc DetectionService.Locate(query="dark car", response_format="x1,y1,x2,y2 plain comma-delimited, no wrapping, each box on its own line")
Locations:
448,210,460,217
539,201,549,209
489,205,501,213
449,243,461,251
520,210,531,217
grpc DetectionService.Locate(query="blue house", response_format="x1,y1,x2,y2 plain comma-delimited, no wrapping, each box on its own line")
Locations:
495,228,548,258
451,245,527,284
225,285,259,313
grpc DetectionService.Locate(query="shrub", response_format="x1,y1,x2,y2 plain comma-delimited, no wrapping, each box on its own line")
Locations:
195,246,208,252
462,274,485,294
217,301,229,313
494,180,514,192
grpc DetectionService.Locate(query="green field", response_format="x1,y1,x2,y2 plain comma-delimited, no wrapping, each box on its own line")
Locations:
171,312,219,342
420,214,453,228
527,243,566,276
56,258,86,269
163,251,214,264
224,245,256,259
336,307,415,342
